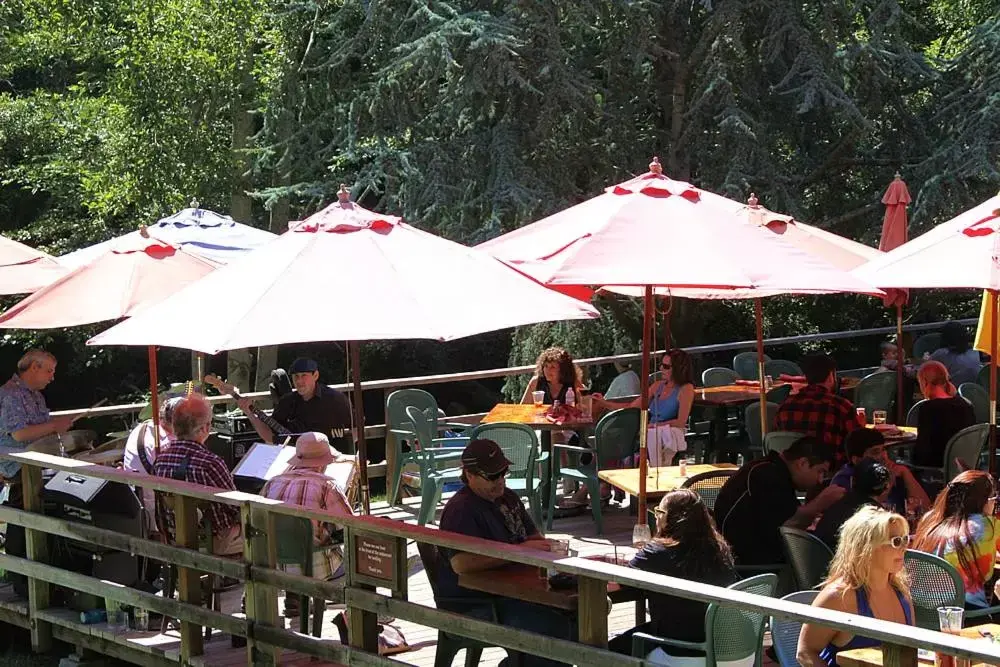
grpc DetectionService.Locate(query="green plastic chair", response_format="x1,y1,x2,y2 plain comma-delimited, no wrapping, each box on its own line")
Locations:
386,389,468,505
778,527,833,591
273,514,340,636
764,431,806,455
703,367,740,387
681,469,737,511
910,423,989,482
958,382,990,424
405,406,467,526
913,333,943,360
906,399,927,427
854,371,897,422
903,549,1000,630
468,422,546,527
977,364,992,392
631,573,778,666
734,352,771,380
764,359,804,379
770,590,820,667
547,407,640,534
745,402,779,455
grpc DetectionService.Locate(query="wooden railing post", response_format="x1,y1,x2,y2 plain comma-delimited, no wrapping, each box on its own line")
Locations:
344,526,379,653
174,494,204,659
243,502,279,667
882,643,918,667
577,575,608,648
22,463,52,652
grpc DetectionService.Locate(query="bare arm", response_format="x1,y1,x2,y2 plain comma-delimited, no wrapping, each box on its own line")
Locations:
520,377,540,405
236,398,275,444
798,583,852,667
593,382,659,411
12,415,75,442
893,463,930,508
450,538,551,574
785,485,846,529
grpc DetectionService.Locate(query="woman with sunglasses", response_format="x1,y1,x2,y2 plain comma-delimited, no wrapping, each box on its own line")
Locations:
609,489,737,656
798,506,913,667
911,470,1000,610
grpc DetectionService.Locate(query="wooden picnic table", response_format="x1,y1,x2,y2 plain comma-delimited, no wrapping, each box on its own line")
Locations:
598,463,739,499
480,403,595,431
837,622,999,667
695,378,862,407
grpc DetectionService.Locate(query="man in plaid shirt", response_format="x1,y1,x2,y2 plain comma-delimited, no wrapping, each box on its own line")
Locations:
262,432,353,616
774,353,859,466
153,394,242,555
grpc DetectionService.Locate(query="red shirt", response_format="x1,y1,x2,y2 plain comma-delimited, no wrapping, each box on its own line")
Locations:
774,384,859,463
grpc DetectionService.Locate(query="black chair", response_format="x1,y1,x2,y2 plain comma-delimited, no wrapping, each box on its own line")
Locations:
416,542,507,667
779,527,833,590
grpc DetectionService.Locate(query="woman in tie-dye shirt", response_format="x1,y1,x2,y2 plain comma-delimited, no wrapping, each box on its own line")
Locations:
912,471,1000,608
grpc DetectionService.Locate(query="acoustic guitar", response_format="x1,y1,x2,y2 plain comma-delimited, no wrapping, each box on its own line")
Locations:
204,374,297,437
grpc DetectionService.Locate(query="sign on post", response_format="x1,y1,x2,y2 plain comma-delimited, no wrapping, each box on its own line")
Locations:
349,529,407,594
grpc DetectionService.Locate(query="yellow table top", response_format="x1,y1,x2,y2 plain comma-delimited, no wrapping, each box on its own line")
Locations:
598,463,738,497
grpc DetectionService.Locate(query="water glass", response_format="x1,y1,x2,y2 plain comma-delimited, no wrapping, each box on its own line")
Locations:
856,407,868,426
935,606,966,667
132,607,149,632
873,410,888,426
764,375,774,391
548,538,570,577
532,390,545,407
105,598,126,633
632,523,652,549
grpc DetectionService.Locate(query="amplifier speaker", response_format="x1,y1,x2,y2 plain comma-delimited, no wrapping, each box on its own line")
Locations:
206,431,261,470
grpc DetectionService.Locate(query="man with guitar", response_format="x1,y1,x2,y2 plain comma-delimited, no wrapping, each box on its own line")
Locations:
225,357,354,453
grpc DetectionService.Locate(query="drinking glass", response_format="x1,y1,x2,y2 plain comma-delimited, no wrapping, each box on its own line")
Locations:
935,606,965,667
547,538,571,577
105,598,126,633
532,390,545,407
632,523,651,549
856,407,868,426
764,375,774,391
133,607,149,632
873,409,888,426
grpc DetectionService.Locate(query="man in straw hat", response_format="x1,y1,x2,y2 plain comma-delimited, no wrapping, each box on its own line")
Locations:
261,431,353,617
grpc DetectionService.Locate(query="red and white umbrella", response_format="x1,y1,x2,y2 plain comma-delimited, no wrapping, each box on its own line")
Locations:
0,235,67,295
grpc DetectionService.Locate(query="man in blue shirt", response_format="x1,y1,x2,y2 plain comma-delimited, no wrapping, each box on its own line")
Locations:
829,428,929,514
438,439,576,667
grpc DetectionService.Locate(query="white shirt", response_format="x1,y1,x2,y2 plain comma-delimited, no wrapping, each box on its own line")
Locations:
123,420,171,475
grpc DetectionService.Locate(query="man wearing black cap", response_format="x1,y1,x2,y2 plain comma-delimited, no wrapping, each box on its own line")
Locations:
437,439,575,667
813,458,893,549
238,357,353,452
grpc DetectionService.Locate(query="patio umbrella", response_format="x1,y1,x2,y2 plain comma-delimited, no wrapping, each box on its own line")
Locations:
854,193,1000,471
59,202,276,268
0,231,219,454
479,158,883,520
0,235,67,295
86,186,601,512
878,174,912,424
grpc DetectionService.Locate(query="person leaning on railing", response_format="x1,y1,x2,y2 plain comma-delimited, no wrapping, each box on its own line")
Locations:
437,438,576,667
798,506,913,667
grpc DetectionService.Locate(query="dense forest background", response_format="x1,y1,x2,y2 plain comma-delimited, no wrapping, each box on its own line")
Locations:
2,0,999,426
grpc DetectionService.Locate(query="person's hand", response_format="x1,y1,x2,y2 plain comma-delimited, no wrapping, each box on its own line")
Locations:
590,392,604,402
994,578,1000,601
235,397,254,414
51,414,77,433
521,539,553,551
812,484,847,511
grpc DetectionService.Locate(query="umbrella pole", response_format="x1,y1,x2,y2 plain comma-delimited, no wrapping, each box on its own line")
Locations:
638,286,653,523
148,345,162,456
896,305,904,425
349,340,371,514
991,290,998,475
755,299,767,438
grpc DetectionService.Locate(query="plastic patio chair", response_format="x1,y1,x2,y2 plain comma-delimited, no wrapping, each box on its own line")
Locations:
779,527,833,591
977,364,992,393
910,423,989,483
405,406,467,526
854,371,897,422
770,590,820,667
273,514,340,637
906,399,927,427
631,573,778,667
469,422,545,527
744,401,779,456
416,541,506,667
703,367,740,387
547,407,640,534
386,389,468,505
913,333,943,360
958,382,991,424
903,550,1000,630
764,359,804,379
681,469,737,511
764,431,805,455
734,352,771,380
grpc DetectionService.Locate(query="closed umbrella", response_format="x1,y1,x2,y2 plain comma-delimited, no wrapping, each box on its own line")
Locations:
0,235,67,295
878,174,912,423
87,186,600,511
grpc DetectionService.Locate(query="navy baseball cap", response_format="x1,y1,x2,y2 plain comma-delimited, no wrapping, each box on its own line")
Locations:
461,439,512,475
290,357,319,374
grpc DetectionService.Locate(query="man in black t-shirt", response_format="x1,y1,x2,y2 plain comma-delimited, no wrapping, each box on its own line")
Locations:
714,436,845,566
238,357,354,453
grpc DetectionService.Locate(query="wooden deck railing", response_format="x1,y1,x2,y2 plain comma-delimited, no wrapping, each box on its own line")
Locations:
2,449,1000,667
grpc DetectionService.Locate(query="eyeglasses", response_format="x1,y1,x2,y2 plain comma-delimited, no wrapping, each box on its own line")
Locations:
477,468,508,482
887,535,910,549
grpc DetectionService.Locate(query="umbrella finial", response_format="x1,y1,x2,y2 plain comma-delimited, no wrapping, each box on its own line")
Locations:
894,171,902,180
139,224,150,238
747,193,760,209
189,197,199,210
648,157,663,176
337,184,351,203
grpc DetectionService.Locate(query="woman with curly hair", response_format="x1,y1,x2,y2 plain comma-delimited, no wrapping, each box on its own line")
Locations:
911,470,1000,609
520,346,583,405
798,506,913,667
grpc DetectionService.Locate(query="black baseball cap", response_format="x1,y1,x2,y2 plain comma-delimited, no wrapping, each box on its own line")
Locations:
461,439,512,475
854,458,891,496
290,357,319,374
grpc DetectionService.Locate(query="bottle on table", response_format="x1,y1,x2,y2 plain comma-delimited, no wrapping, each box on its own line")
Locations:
565,387,575,407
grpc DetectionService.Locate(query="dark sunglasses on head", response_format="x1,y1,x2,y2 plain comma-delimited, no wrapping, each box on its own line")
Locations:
477,468,508,482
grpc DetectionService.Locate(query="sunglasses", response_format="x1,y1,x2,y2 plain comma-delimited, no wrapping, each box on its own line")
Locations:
661,363,672,370
887,535,910,549
477,468,508,482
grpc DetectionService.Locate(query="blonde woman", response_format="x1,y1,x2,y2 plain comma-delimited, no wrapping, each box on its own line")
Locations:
798,506,913,667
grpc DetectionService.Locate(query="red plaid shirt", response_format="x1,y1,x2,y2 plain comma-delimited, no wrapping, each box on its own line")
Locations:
774,384,859,464
152,439,240,538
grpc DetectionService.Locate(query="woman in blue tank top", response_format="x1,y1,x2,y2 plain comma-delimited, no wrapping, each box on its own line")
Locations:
798,506,914,667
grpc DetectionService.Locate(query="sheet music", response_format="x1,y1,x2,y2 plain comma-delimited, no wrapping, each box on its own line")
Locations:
234,443,358,493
